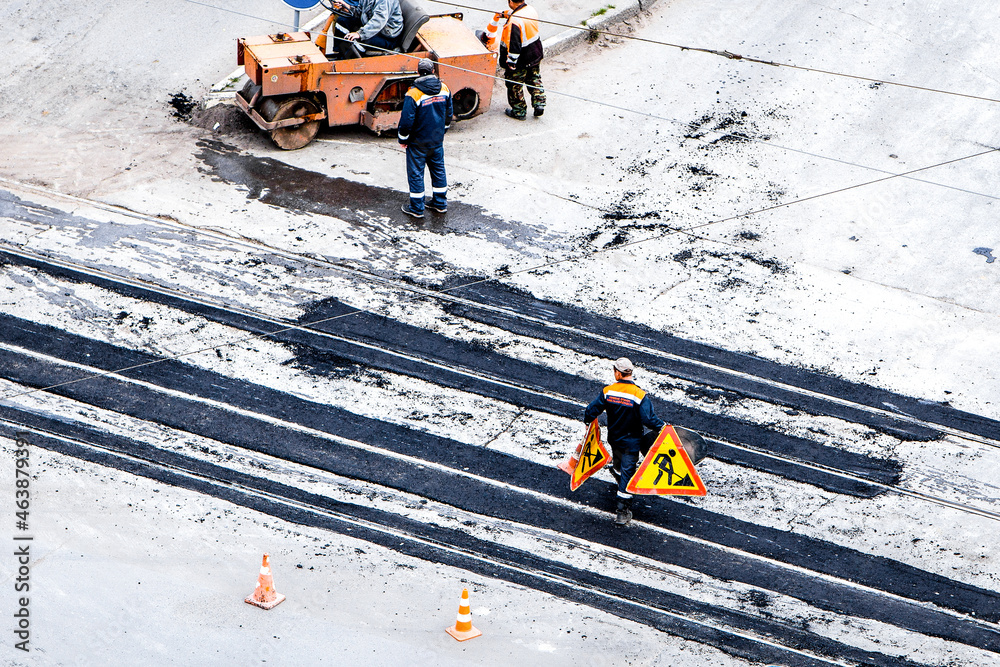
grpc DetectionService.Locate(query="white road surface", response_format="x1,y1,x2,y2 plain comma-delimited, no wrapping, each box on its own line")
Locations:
1,0,999,664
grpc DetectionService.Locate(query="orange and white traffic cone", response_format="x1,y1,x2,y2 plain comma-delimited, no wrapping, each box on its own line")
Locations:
445,587,482,641
557,440,583,475
245,553,286,610
481,12,505,52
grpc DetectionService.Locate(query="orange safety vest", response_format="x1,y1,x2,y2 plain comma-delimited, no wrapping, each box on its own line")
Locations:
500,3,542,69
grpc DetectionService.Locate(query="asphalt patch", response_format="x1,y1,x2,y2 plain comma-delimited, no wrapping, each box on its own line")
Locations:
168,92,197,121
193,139,548,250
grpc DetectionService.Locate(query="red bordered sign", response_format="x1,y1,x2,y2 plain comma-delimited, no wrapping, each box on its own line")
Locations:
570,420,611,491
626,425,706,496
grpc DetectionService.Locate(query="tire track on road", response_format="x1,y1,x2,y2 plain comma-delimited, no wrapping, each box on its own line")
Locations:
1,328,999,649
0,416,952,667
0,249,900,496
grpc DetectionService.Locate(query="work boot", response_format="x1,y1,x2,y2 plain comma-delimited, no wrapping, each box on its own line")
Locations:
533,106,544,117
504,108,526,120
426,201,447,213
614,500,632,527
400,203,424,219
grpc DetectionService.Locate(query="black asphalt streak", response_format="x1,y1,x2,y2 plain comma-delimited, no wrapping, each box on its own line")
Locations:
0,416,941,667
194,140,550,251
442,279,999,442
0,248,896,496
1,323,999,648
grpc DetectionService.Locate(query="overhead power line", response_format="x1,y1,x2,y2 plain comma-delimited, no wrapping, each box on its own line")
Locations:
7,3,995,409
182,0,1000,205
427,0,1000,105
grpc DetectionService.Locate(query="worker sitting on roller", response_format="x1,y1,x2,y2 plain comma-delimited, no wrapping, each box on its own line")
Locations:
332,0,404,56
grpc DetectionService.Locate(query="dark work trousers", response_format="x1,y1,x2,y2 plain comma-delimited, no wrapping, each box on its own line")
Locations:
405,143,447,214
505,64,546,116
611,430,659,500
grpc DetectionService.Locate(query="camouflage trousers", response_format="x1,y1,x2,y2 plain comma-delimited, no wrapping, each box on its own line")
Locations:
505,64,545,117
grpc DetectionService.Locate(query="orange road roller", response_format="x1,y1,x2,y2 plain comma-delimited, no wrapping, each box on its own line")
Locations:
235,0,498,149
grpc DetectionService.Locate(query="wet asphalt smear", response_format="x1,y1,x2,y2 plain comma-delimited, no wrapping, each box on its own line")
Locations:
0,189,288,304
1,189,103,231
0,421,929,667
3,313,1000,637
194,140,554,254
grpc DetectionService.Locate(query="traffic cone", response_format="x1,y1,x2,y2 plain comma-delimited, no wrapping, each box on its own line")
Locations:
245,553,286,610
481,12,505,52
445,587,482,641
557,440,583,475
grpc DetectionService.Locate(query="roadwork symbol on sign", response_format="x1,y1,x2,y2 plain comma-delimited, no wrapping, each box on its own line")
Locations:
626,426,706,496
570,420,610,491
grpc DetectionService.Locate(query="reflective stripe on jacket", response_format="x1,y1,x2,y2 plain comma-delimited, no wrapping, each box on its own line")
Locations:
397,76,453,147
583,380,666,449
500,3,543,70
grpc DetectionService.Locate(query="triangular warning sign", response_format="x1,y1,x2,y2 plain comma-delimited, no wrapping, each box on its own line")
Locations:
626,426,706,496
570,421,610,491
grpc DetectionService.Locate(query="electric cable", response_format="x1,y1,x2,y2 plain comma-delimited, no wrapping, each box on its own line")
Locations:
185,0,1000,204
5,1,997,430
424,0,1000,105
2,143,996,406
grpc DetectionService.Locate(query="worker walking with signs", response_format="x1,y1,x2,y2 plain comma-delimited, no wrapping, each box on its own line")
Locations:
583,358,665,526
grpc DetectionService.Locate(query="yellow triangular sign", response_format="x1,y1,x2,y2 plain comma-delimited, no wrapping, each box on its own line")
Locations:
570,421,610,491
626,426,706,496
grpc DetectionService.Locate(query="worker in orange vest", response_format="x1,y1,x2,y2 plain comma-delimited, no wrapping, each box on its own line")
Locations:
497,0,546,120
584,358,666,526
